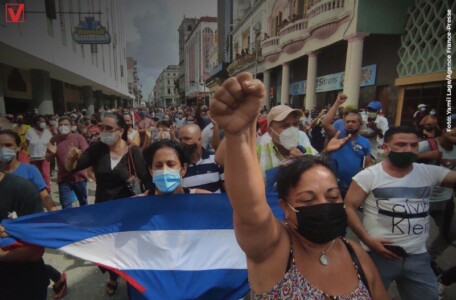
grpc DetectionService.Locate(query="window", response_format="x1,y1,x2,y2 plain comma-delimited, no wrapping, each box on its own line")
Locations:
45,0,57,19
59,0,67,46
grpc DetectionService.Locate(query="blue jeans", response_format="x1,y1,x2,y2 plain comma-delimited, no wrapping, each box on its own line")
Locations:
58,180,88,209
369,251,438,300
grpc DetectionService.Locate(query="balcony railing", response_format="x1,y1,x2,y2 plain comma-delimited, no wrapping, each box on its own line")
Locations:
227,49,262,75
279,18,309,48
261,36,280,58
308,0,345,18
307,0,349,32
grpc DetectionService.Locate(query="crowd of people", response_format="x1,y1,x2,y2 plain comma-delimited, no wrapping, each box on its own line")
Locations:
0,71,454,300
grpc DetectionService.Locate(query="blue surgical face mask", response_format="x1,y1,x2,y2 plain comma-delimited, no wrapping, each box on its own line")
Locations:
0,147,17,163
153,169,182,193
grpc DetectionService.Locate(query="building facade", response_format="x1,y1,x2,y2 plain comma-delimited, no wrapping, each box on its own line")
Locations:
255,0,415,124
127,57,143,108
228,0,266,81
178,18,199,102
184,17,218,104
394,0,455,126
206,0,234,99
0,0,133,115
154,65,180,107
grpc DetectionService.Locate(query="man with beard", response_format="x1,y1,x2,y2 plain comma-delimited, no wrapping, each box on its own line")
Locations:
322,94,372,197
345,126,456,300
179,124,224,193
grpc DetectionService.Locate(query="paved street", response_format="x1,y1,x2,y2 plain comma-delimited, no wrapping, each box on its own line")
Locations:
44,175,456,300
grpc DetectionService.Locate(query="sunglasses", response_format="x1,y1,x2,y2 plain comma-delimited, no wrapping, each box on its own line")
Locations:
98,125,120,132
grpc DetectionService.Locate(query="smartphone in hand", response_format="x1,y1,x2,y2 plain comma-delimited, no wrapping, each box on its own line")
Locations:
384,245,408,257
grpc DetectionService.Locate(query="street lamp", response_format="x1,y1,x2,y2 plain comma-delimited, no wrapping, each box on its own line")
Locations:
253,21,262,79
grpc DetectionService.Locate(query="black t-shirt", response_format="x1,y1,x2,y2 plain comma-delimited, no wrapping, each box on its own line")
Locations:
0,173,48,299
74,141,154,203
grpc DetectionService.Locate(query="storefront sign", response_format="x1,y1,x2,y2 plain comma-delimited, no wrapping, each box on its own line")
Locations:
72,17,111,44
290,64,377,95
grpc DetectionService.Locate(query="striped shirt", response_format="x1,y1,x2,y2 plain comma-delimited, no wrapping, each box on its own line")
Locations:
182,148,224,193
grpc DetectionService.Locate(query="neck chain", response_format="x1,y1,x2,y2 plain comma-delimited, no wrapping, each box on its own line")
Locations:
286,221,338,266
319,238,337,266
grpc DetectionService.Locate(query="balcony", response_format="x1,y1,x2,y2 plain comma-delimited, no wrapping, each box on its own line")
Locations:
279,18,309,54
261,36,280,62
307,0,350,39
227,49,263,75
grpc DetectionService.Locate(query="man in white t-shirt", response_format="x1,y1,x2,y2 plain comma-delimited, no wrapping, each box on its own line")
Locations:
345,126,456,300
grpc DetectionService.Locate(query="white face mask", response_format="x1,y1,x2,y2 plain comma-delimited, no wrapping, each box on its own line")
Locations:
49,120,58,127
71,126,77,132
39,122,47,130
100,132,117,145
272,126,299,150
430,111,436,116
58,125,71,135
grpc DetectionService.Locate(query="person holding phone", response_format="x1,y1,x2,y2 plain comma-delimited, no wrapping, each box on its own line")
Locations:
345,126,456,300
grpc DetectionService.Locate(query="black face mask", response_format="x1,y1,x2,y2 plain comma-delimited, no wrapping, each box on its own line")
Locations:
289,203,347,244
388,151,417,168
182,143,198,161
90,120,97,125
423,125,435,131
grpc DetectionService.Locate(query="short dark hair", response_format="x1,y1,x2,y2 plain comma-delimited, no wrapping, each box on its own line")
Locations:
158,120,172,128
58,116,71,124
276,155,335,200
344,111,362,124
384,126,418,143
0,129,21,147
143,139,185,168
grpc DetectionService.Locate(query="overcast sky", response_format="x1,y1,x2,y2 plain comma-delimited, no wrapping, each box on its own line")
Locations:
124,0,217,99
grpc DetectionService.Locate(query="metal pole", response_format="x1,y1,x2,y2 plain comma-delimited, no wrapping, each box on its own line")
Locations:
254,43,258,79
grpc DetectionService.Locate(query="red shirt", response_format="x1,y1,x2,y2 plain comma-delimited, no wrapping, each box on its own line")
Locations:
51,133,89,183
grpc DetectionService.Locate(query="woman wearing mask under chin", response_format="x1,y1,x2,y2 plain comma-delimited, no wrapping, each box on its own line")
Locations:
25,115,53,191
210,73,388,299
65,112,153,296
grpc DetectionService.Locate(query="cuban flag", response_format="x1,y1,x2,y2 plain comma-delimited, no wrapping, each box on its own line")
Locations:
0,193,283,299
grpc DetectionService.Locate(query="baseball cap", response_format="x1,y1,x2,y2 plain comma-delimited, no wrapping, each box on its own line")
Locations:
267,105,303,126
342,104,358,113
367,101,382,111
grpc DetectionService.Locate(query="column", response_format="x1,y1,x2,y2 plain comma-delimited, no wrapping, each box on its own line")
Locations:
30,69,54,115
343,33,368,107
305,51,318,110
94,90,103,112
263,69,271,109
82,86,94,116
280,63,290,105
0,81,5,116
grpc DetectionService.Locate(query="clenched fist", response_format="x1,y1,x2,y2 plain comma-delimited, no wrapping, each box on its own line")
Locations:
210,72,265,135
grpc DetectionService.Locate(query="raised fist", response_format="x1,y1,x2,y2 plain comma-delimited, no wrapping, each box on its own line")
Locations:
210,72,265,135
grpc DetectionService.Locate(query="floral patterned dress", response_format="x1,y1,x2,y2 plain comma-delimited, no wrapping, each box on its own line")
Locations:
250,238,372,300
